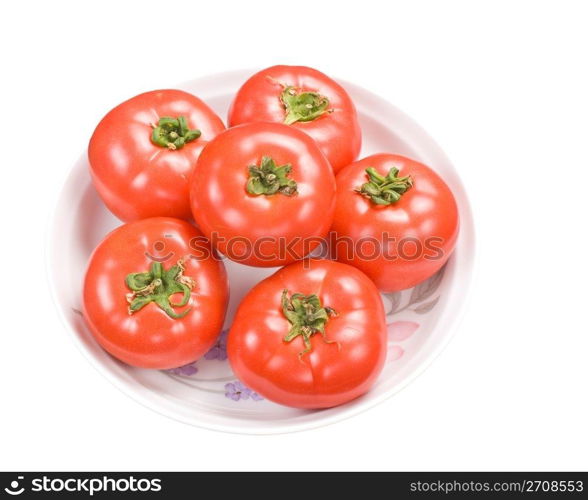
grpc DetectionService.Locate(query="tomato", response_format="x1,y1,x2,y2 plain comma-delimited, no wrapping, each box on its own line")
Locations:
189,122,336,267
227,259,387,409
331,154,459,292
88,89,225,222
83,217,229,369
228,65,361,173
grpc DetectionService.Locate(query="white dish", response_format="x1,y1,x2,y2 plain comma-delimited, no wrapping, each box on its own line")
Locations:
47,70,475,434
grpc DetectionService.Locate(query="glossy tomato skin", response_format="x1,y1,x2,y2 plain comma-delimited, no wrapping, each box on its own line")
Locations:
228,65,361,173
332,154,459,292
83,217,229,369
88,90,225,222
190,122,336,267
227,259,387,409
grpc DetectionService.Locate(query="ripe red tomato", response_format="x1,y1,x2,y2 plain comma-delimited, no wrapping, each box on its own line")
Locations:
88,89,225,222
228,65,361,173
331,154,459,292
227,259,387,409
189,122,336,267
83,217,229,369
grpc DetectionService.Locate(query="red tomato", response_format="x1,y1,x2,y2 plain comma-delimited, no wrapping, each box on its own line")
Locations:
228,65,361,173
189,122,336,267
88,89,225,222
83,217,229,369
227,259,387,409
331,154,459,292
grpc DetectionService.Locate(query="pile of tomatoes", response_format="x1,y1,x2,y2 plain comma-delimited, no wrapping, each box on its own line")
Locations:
83,65,459,409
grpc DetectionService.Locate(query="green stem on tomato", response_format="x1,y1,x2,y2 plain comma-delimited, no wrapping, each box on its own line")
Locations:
246,156,298,196
356,167,414,205
281,289,339,358
151,116,201,150
125,258,196,319
280,86,331,125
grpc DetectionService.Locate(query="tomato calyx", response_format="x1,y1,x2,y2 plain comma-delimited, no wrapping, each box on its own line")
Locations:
280,86,331,125
125,258,196,319
150,116,201,150
281,289,339,358
246,156,298,196
356,167,414,205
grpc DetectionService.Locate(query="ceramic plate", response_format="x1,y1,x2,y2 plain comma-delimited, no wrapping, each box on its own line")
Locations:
47,70,475,434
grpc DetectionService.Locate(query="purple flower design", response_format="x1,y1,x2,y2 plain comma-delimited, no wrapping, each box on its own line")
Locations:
166,363,198,376
224,381,263,402
204,329,228,361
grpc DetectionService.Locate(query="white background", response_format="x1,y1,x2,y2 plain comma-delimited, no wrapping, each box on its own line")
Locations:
1,0,587,471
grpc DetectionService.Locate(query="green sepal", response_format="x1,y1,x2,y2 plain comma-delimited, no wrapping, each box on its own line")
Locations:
356,167,414,205
281,289,338,358
280,86,331,125
125,259,195,319
246,156,298,196
151,115,201,150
